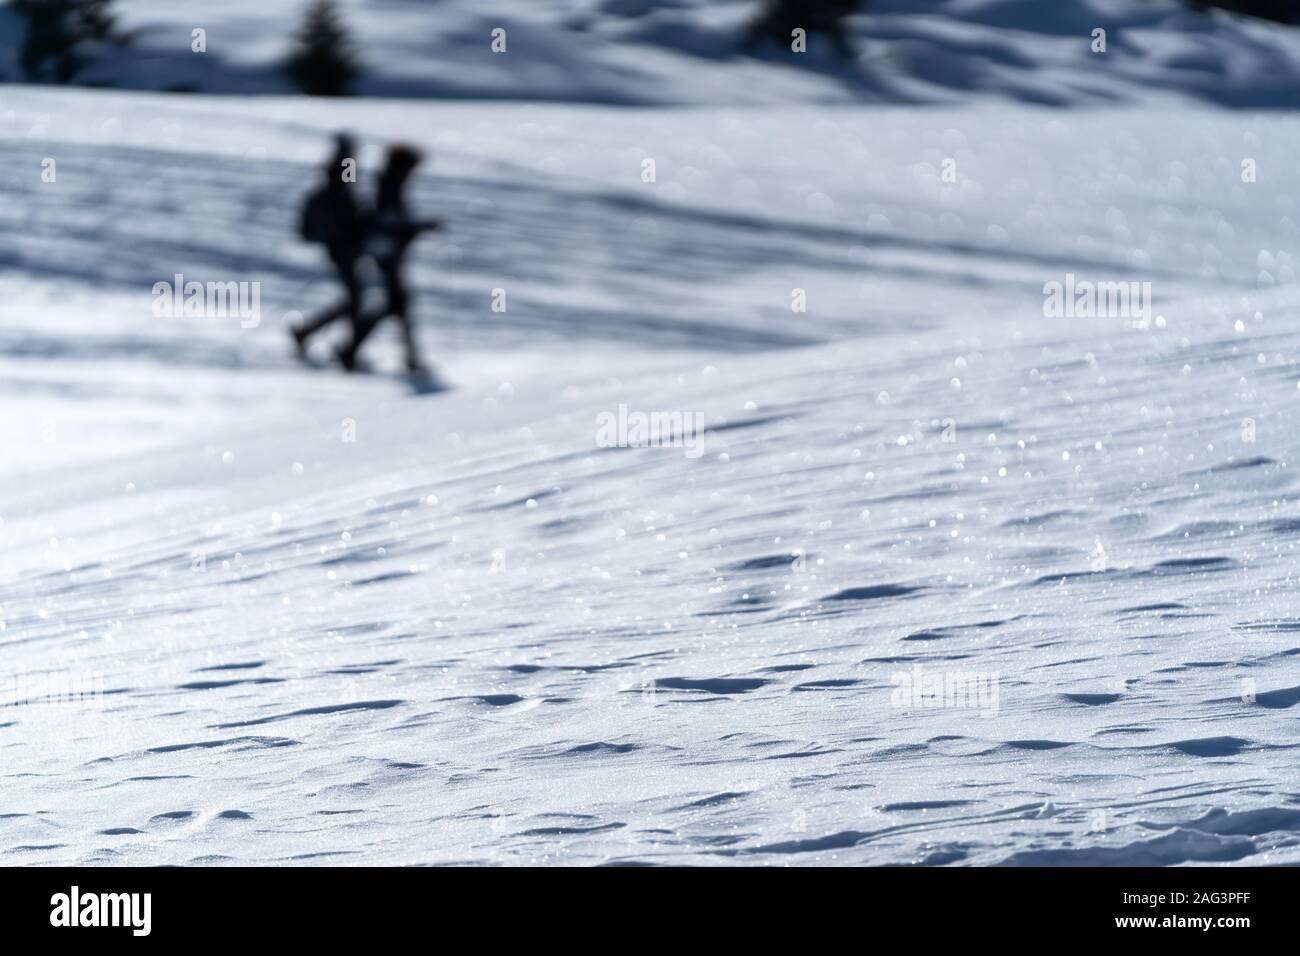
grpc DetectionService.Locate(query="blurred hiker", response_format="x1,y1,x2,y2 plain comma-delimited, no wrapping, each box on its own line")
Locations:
336,144,441,374
291,133,364,356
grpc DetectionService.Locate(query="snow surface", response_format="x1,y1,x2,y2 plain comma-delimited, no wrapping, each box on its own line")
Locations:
5,43,1300,863
4,0,1300,107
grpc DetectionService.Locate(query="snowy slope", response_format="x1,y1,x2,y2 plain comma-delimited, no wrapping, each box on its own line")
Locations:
3,0,1300,107
4,86,1300,864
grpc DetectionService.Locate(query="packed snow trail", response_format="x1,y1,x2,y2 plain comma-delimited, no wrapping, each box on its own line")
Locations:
2,90,1300,863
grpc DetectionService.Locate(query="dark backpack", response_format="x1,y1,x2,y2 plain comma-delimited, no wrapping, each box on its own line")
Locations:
299,186,334,243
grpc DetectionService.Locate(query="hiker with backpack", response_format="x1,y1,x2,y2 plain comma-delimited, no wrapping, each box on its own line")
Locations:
291,133,365,358
335,144,441,374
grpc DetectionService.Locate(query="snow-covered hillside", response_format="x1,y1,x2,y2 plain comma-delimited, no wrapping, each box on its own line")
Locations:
3,83,1300,864
3,0,1300,107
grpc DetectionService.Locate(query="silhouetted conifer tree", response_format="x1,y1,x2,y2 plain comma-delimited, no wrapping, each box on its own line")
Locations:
286,0,361,97
14,0,117,83
749,0,860,56
1188,1,1298,23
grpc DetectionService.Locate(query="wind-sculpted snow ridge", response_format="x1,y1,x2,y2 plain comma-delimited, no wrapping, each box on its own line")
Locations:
2,92,1300,864
5,313,1300,865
